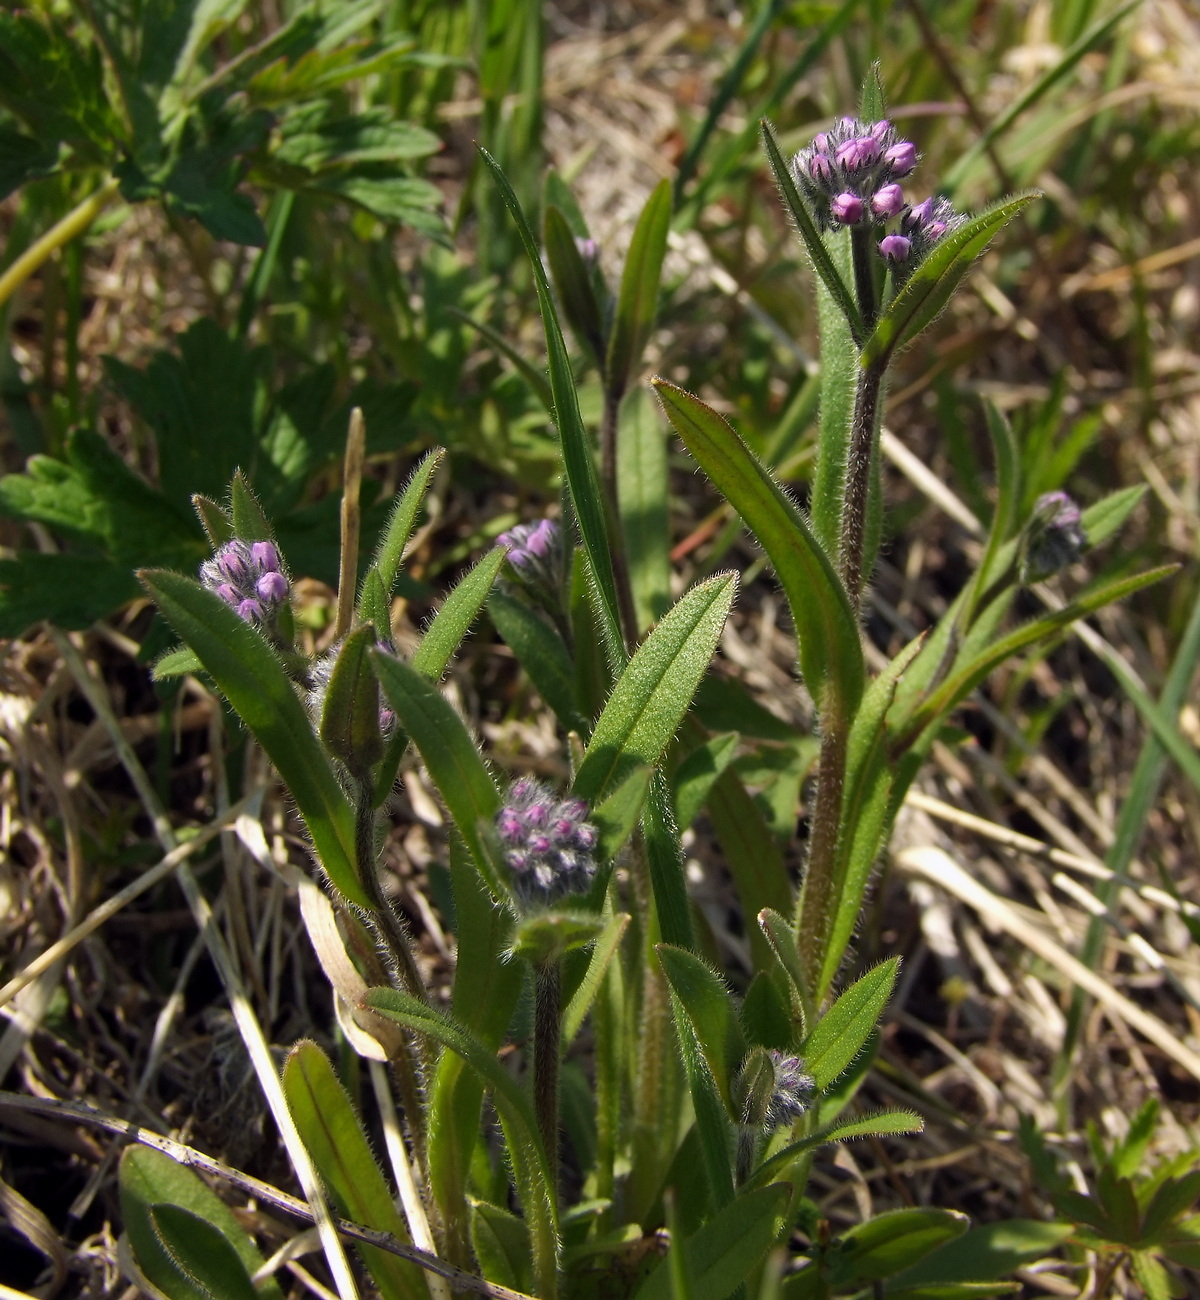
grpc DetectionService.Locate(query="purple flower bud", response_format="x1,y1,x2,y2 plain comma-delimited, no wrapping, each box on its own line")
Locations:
216,550,249,584
256,571,289,604
251,541,280,572
526,519,556,558
528,834,552,854
495,778,597,909
835,136,880,172
879,234,912,263
813,132,830,152
869,119,892,140
830,192,863,224
926,220,947,239
507,851,529,872
573,824,598,850
884,140,917,176
575,237,599,265
809,152,835,185
903,198,935,233
237,598,264,623
1021,491,1087,583
511,778,537,804
215,583,240,607
765,1051,816,1128
559,798,588,820
525,802,550,828
497,809,524,842
871,183,905,218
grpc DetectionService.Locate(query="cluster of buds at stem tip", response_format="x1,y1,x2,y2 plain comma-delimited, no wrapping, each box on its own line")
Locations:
495,777,598,907
734,1046,816,1132
497,518,564,605
1020,491,1087,584
200,539,289,625
791,116,964,272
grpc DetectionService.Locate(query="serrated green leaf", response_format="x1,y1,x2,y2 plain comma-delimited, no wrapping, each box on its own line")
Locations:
654,380,863,720
606,178,671,398
635,1184,791,1300
761,119,863,344
320,625,384,777
373,449,444,594
140,570,364,905
412,547,506,679
480,145,624,666
119,1147,282,1300
282,1041,424,1300
803,958,899,1090
545,204,606,365
861,195,1038,369
371,650,505,899
573,573,736,803
148,1204,259,1300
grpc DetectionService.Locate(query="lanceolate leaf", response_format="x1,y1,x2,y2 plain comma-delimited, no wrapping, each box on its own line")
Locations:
653,381,863,719
803,957,899,1090
606,178,672,399
573,573,737,803
545,204,606,365
320,625,384,777
282,1042,424,1300
761,119,863,345
148,1205,259,1300
139,570,364,906
489,590,585,734
371,651,505,898
411,546,506,679
372,448,444,594
747,1108,923,1188
657,945,744,1107
860,194,1038,369
562,910,631,1045
479,146,624,666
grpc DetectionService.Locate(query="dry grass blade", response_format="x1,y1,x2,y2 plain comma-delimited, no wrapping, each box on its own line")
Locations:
896,845,1200,1083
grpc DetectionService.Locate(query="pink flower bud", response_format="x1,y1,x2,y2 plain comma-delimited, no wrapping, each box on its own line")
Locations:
215,583,240,607
869,119,892,140
871,183,905,218
830,192,863,224
884,141,917,176
836,136,880,172
237,598,264,623
879,234,912,263
809,153,834,185
251,541,280,572
256,571,289,604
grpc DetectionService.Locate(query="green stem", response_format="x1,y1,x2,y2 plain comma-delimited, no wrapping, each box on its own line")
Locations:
849,224,879,334
601,384,640,648
0,177,121,311
837,362,886,611
533,959,563,1201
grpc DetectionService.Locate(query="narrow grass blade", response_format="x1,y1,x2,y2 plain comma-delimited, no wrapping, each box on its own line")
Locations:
139,570,364,906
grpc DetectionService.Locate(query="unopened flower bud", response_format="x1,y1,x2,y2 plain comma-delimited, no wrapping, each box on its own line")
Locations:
830,192,863,224
836,136,880,173
257,571,289,604
215,583,239,607
871,183,905,218
884,140,917,176
251,541,280,572
809,152,835,185
1021,491,1087,583
869,119,892,140
879,234,912,263
201,536,290,626
237,598,264,623
495,778,598,908
735,1048,815,1131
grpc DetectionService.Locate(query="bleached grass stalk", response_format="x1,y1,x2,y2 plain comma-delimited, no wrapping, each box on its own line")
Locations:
50,630,362,1300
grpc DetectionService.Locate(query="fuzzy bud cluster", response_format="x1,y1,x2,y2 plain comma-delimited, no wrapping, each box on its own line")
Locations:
1021,491,1087,583
791,116,964,272
735,1047,816,1132
497,518,565,615
200,539,289,625
495,777,597,906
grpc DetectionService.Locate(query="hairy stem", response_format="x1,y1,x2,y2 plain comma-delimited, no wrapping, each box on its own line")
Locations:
601,384,640,648
533,959,563,1200
849,224,879,334
837,362,885,612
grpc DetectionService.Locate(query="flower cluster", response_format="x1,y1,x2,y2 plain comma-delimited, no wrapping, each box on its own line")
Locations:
791,116,963,269
495,777,598,906
200,539,289,625
1021,491,1087,583
762,1051,816,1129
498,519,560,579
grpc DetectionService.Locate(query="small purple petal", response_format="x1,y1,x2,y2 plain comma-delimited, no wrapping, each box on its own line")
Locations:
830,192,863,224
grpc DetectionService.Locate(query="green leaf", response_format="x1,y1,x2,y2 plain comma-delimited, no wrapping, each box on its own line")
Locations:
153,646,204,680
119,1147,282,1300
592,764,654,863
803,958,899,1090
490,590,586,735
0,554,139,638
740,970,793,1051
140,570,364,906
479,145,624,665
1081,484,1146,549
148,1205,259,1300
606,178,672,398
358,566,390,633
840,1208,970,1284
371,651,505,898
470,1199,533,1293
562,911,631,1046
860,195,1038,369
896,566,1177,753
545,204,606,365
886,1284,1018,1299
451,309,554,412
320,625,384,777
228,469,273,542
618,386,672,632
758,907,810,1024
760,119,863,344
635,1184,791,1300
748,1109,923,1188
372,449,445,594
573,574,737,804
653,380,863,720
673,732,739,831
412,547,506,679
282,1041,424,1300
658,945,744,1107
888,1219,1075,1291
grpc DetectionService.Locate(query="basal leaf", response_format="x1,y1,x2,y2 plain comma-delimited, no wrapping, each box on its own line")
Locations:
140,570,363,906
148,1205,259,1300
653,380,863,718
